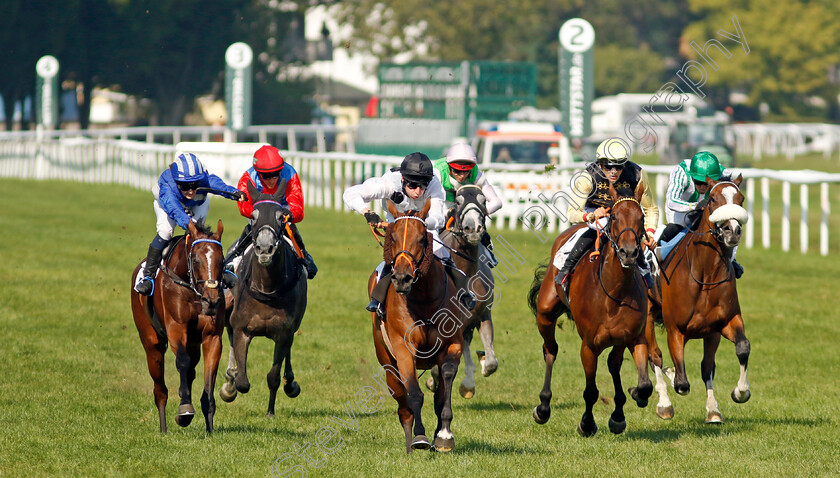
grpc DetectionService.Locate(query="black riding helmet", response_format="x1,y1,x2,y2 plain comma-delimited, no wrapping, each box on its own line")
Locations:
397,152,434,186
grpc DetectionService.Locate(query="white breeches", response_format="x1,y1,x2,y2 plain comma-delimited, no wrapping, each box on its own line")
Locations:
153,199,209,241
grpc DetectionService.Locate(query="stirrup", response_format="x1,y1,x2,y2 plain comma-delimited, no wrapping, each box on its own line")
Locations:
135,276,155,296
366,298,384,318
222,269,238,289
732,260,744,279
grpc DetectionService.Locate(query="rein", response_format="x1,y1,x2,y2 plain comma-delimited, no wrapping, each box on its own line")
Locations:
591,198,645,303
392,216,427,284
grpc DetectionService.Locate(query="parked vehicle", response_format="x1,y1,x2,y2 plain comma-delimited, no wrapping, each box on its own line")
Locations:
472,121,573,168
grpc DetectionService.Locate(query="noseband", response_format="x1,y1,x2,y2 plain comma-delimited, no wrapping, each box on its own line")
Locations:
704,181,741,243
391,215,427,284
184,238,223,296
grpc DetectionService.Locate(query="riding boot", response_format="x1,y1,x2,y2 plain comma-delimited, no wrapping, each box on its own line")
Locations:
637,251,655,289
224,223,253,270
367,265,392,317
480,230,498,268
659,223,684,244
135,243,164,296
441,256,476,311
554,229,597,295
732,259,744,279
289,223,318,279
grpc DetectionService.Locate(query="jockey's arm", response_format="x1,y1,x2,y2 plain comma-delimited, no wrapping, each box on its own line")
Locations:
665,163,695,215
285,172,305,223
157,177,193,230
477,173,503,215
343,174,392,215
566,171,594,224
638,169,659,234
236,171,254,218
424,180,447,230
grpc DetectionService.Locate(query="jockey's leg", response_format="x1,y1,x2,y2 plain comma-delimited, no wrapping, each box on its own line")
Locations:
731,245,743,279
288,223,317,280
554,228,596,292
433,230,476,310
367,262,391,316
222,223,252,288
135,235,169,296
480,231,498,268
636,248,654,289
658,223,684,244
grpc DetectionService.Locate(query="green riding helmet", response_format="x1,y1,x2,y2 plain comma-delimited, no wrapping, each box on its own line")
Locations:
688,151,723,182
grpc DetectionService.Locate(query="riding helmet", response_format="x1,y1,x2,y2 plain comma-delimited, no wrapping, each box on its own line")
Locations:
399,152,434,185
595,138,630,167
253,145,285,174
446,143,477,171
688,151,723,182
170,152,208,183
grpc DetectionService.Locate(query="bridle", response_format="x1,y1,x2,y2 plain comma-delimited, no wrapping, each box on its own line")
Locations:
448,184,487,238
681,181,742,286
391,215,428,284
252,199,288,252
165,236,223,298
705,181,741,243
591,197,645,304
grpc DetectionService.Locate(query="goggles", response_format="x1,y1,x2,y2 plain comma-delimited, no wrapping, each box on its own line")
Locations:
177,181,201,191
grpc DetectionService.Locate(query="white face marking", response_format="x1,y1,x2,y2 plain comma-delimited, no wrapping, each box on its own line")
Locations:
202,248,215,280
720,185,737,205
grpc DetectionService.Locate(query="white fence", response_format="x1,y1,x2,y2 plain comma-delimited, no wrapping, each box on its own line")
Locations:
729,123,840,160
1,135,838,255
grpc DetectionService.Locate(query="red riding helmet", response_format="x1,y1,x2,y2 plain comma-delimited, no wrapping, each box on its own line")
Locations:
253,145,285,174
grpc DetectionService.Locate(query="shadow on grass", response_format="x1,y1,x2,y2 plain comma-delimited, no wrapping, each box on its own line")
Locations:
449,436,548,455
459,399,576,413
213,423,309,439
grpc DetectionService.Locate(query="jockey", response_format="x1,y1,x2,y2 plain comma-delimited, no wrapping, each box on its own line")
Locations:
223,145,317,281
343,152,476,316
433,142,503,267
555,138,659,293
134,152,244,296
660,151,743,278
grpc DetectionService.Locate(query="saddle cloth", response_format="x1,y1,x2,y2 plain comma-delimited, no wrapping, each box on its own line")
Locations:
551,227,589,272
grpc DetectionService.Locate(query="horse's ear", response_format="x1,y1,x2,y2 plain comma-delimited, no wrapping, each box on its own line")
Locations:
733,173,743,187
609,183,619,202
705,176,716,188
187,220,198,238
274,177,288,200
388,200,399,218
635,182,644,203
215,219,224,240
419,198,431,219
247,180,260,202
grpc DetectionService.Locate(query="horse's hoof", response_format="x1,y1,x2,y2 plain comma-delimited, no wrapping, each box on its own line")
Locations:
284,381,301,398
533,406,550,425
433,436,455,453
459,383,475,399
219,382,238,402
628,387,650,408
656,405,675,420
731,388,751,403
608,417,627,435
674,382,690,396
425,376,437,392
266,412,274,418
175,404,195,427
479,353,498,377
411,435,431,450
234,376,251,394
576,421,597,437
705,410,724,424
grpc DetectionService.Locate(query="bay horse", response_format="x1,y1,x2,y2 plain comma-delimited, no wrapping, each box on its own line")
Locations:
219,179,307,417
427,184,497,399
527,185,652,436
368,200,465,453
645,175,751,423
130,220,226,433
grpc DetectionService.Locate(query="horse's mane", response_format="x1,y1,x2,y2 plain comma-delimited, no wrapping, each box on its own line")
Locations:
383,220,435,278
192,220,213,236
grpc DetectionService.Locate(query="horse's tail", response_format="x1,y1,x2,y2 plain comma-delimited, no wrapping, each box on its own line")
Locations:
527,261,549,318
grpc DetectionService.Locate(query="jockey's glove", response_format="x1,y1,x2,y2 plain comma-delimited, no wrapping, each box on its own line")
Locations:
364,211,382,226
694,198,709,210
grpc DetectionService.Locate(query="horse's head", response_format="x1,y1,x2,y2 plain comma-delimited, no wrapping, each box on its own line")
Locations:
248,178,289,266
452,184,487,245
703,174,748,248
607,184,645,269
385,199,432,294
186,219,225,315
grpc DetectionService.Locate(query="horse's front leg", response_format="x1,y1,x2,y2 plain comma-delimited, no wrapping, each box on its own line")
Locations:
533,281,562,425
477,312,498,377
606,346,627,434
578,343,599,437
666,326,691,395
458,326,476,399
628,335,653,409
722,315,751,404
702,334,723,423
394,352,427,450
219,326,238,402
646,312,674,419
232,327,253,393
200,330,222,433
170,329,197,427
433,343,461,453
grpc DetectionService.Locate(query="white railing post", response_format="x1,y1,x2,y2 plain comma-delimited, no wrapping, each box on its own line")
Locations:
761,178,770,249
800,183,808,254
746,178,755,249
782,181,790,252
821,183,829,256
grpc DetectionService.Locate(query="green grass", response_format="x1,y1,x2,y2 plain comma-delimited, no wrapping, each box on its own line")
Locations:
1,178,839,477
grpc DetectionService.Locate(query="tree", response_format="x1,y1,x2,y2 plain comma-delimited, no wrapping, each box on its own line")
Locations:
682,0,840,117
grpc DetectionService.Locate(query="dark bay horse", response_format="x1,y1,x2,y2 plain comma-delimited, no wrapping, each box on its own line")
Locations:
131,220,226,433
219,180,307,417
428,184,497,399
368,200,465,453
528,185,652,436
646,175,751,423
